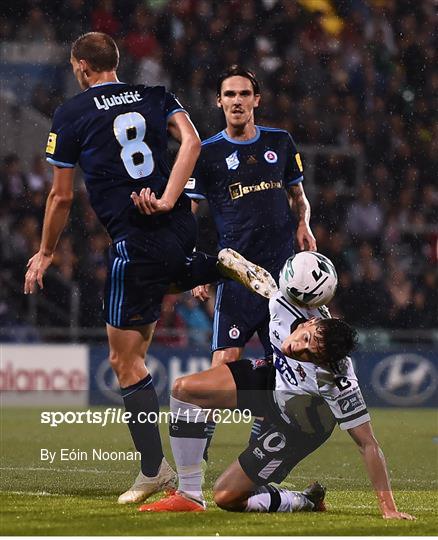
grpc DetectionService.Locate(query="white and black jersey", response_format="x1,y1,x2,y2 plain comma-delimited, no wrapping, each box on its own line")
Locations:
268,291,370,431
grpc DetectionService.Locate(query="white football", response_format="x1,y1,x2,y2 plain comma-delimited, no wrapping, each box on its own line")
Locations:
279,251,338,308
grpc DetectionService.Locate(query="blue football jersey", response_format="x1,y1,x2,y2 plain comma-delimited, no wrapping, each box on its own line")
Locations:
184,126,304,273
45,82,189,242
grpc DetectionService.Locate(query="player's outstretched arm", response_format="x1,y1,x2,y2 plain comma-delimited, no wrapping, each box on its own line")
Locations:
131,112,201,215
287,183,316,251
24,166,74,294
348,421,416,520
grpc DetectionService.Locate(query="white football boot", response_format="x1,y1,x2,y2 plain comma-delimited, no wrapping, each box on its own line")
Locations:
118,458,177,504
217,248,278,299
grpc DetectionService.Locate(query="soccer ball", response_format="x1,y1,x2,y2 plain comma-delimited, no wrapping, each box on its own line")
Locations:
279,251,338,308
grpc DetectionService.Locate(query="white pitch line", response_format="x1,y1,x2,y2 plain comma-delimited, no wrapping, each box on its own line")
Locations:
3,490,59,497
0,466,131,474
2,490,110,499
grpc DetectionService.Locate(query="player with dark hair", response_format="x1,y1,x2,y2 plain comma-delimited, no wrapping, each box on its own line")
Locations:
23,31,232,505
140,254,415,520
187,65,316,366
183,65,316,453
215,65,261,96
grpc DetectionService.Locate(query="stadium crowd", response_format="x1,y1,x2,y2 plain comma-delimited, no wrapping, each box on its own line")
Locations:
0,0,436,342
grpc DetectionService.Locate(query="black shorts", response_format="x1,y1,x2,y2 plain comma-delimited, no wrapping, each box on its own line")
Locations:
104,213,220,328
212,280,271,356
227,359,336,485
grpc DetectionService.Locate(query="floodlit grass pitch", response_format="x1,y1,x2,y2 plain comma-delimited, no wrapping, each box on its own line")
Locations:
1,407,436,535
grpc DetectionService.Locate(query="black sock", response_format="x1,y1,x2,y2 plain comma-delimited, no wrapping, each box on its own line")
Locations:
202,421,216,462
121,374,163,477
249,418,263,445
173,252,221,292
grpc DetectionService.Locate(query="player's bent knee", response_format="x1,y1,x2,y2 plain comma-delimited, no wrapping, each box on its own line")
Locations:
172,376,196,402
213,475,248,511
213,488,246,512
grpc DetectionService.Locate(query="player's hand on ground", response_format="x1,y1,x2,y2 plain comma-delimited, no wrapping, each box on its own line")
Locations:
24,251,53,294
382,510,416,520
192,284,210,301
296,223,317,251
131,188,174,215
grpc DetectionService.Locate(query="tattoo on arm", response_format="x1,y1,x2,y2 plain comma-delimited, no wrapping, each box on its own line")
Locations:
288,184,311,224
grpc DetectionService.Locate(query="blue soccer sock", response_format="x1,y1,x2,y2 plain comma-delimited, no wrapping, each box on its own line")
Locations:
121,374,164,477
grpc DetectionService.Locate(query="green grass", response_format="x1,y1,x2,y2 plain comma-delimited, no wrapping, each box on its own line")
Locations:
1,407,437,535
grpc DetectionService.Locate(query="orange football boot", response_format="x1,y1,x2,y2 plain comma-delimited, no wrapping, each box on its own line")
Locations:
138,491,206,512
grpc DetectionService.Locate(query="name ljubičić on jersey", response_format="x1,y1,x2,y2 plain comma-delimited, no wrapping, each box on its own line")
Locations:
94,91,143,111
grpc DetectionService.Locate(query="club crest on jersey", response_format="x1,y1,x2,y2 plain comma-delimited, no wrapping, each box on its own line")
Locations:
226,151,240,170
264,150,278,163
250,358,269,370
295,363,307,382
228,325,240,339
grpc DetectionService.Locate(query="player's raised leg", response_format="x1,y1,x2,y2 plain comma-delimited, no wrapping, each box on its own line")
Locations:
217,248,278,299
107,323,176,504
138,365,237,512
195,249,276,459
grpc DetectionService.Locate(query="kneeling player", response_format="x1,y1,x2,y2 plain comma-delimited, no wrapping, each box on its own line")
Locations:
139,253,415,520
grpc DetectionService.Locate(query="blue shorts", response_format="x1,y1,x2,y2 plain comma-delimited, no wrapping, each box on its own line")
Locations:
104,213,220,328
212,279,272,356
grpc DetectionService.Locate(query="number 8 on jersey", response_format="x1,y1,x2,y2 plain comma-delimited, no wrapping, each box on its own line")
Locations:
113,112,154,179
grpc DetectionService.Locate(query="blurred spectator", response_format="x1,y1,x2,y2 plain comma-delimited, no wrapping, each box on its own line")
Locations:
31,83,61,117
312,185,347,234
415,271,438,329
1,154,27,207
177,293,211,347
135,47,170,87
348,264,389,328
9,215,40,263
91,0,121,37
123,6,158,61
345,184,384,245
52,236,78,282
386,269,413,329
324,231,351,272
27,155,51,193
56,0,91,43
17,7,55,42
0,16,14,40
351,241,382,283
155,295,188,347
